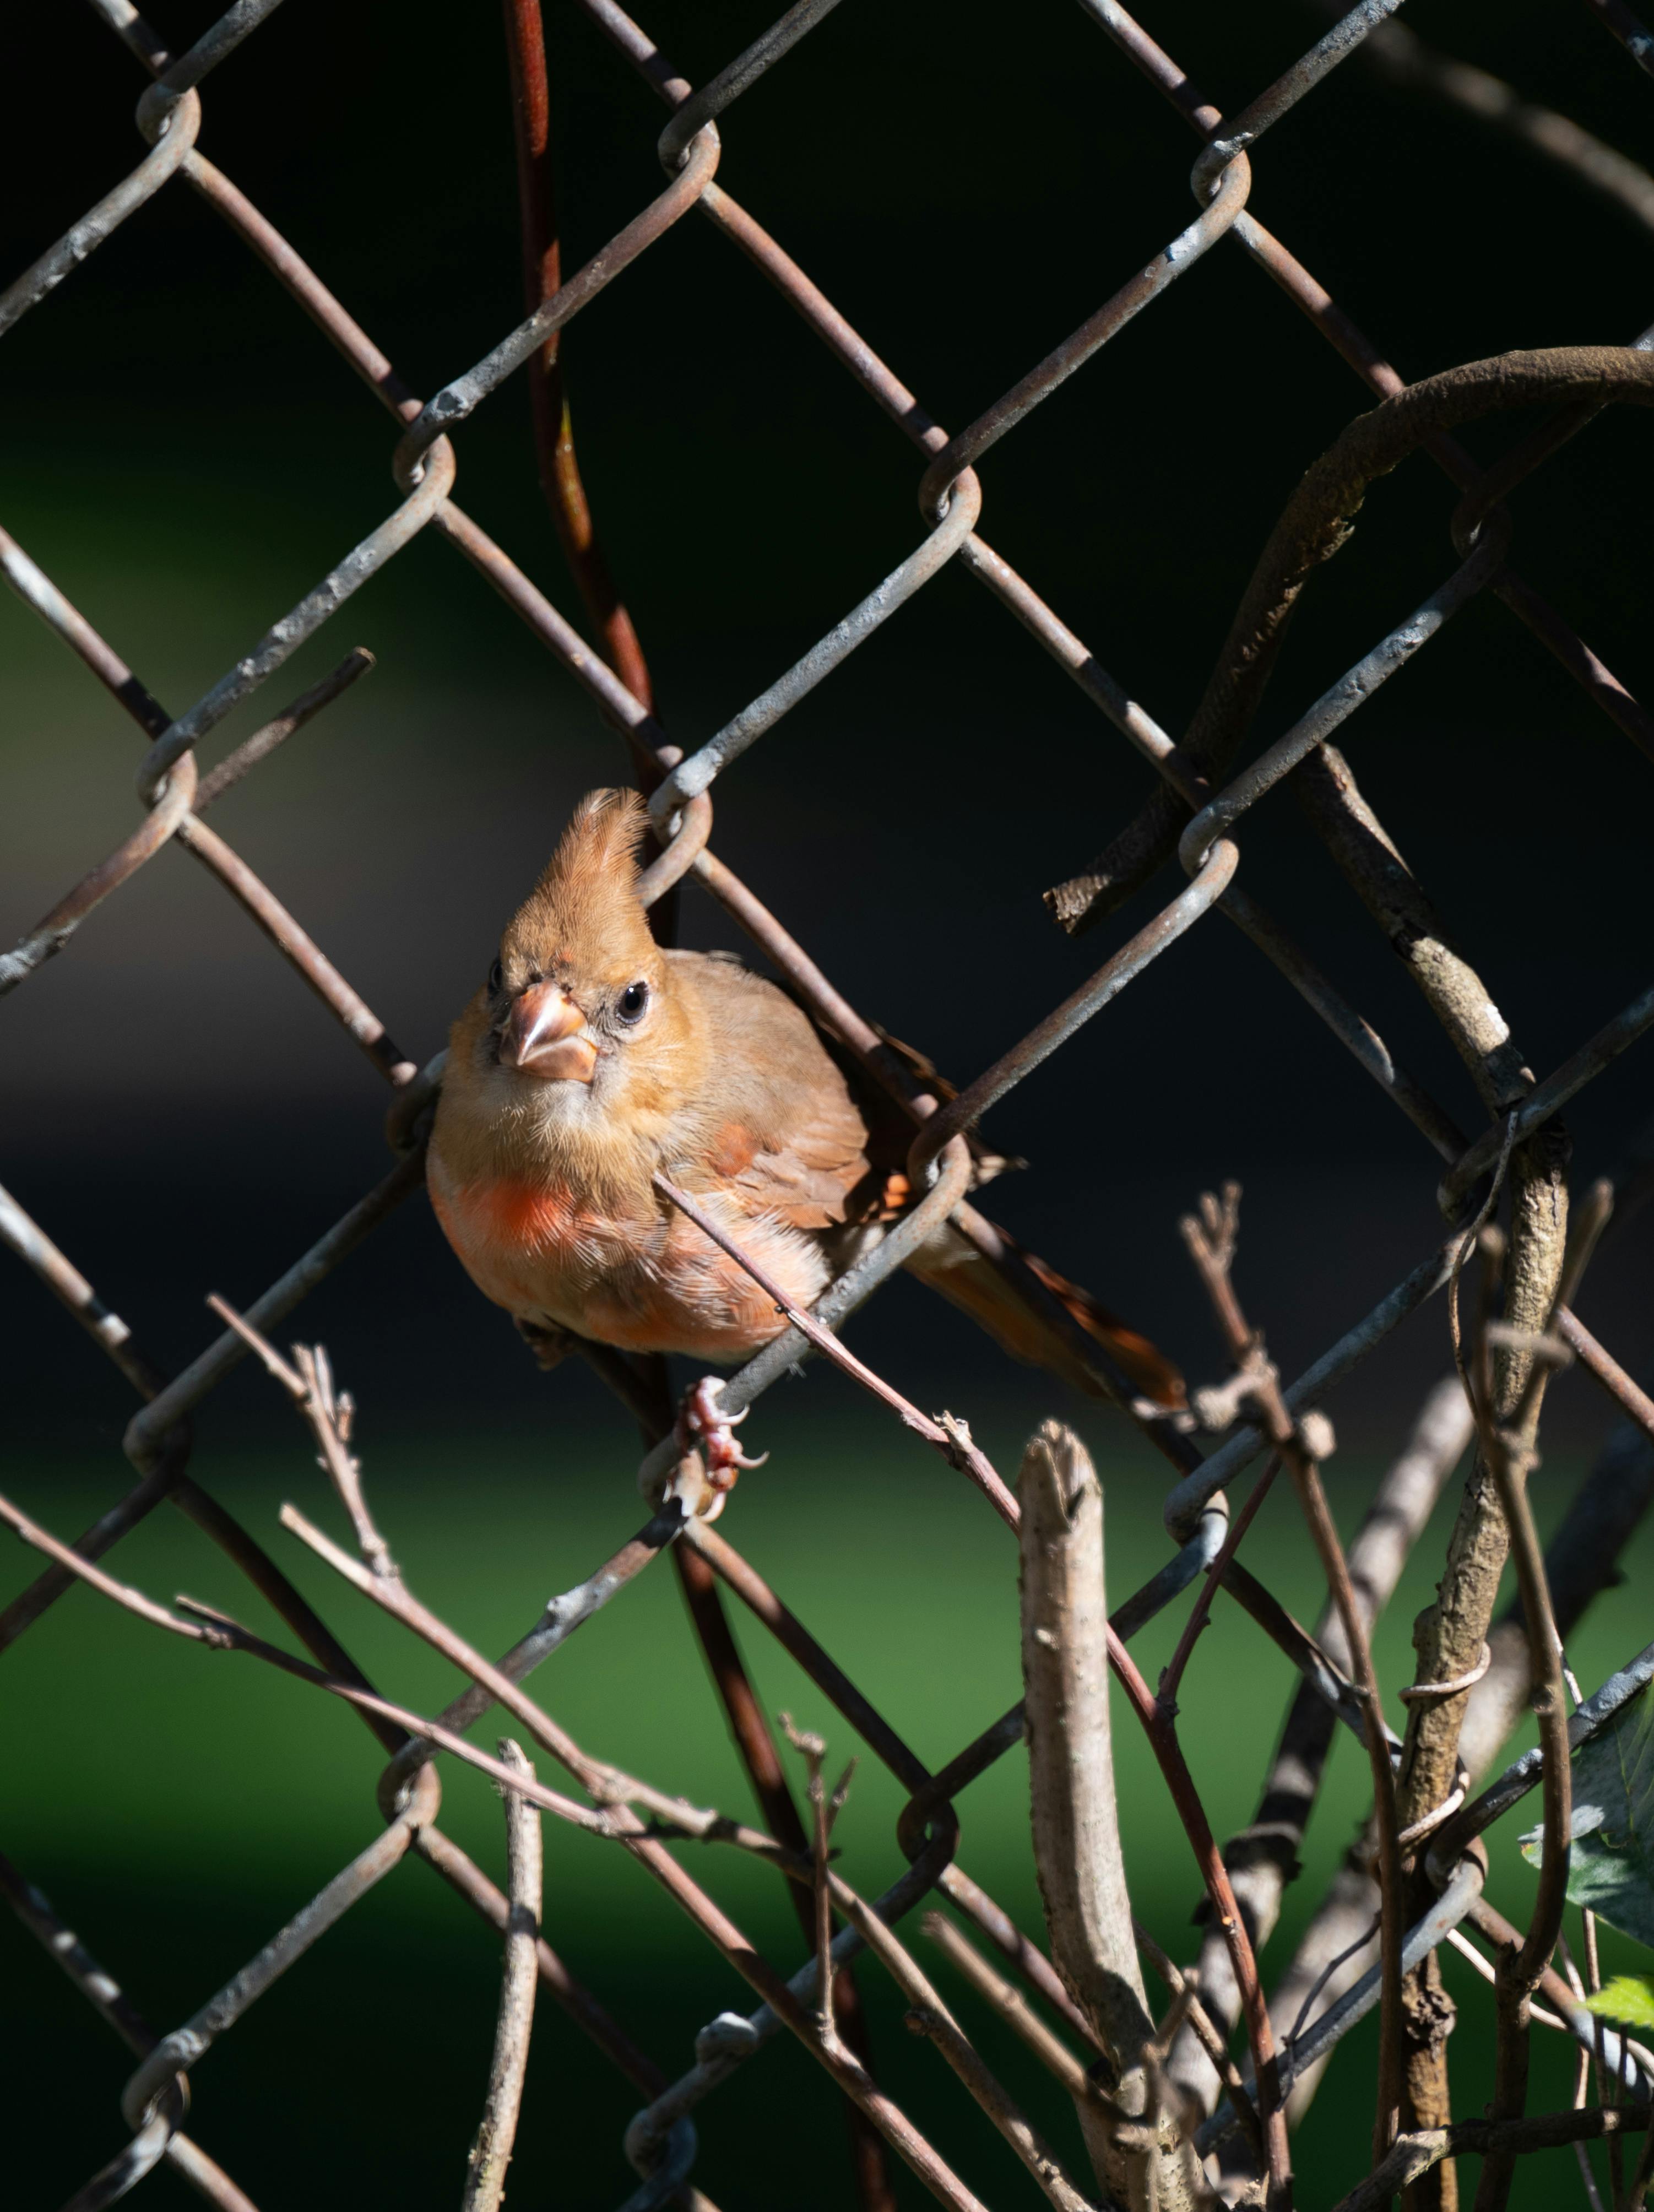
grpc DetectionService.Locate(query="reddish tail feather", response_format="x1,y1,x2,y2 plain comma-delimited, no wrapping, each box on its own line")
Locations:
907,1217,1186,1411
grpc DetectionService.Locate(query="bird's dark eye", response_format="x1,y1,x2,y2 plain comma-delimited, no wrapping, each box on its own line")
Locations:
487,958,503,995
616,980,649,1026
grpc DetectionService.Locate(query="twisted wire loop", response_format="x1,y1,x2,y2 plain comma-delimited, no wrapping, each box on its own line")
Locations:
1383,1644,1494,1850
1399,1643,1496,1707
1393,1780,1469,1854
4,0,1654,2202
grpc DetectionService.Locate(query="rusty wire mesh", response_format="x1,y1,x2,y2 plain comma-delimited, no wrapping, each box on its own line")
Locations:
6,0,1654,2206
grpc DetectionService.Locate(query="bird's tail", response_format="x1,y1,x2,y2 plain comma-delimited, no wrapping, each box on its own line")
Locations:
905,1207,1186,1411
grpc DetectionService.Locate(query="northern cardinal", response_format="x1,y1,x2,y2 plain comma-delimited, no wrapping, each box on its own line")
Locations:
428,790,1183,1423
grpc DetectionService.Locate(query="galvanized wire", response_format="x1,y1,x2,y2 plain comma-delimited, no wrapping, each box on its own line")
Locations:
5,0,1654,2205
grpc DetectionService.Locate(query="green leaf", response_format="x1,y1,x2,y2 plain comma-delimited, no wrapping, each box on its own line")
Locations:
1520,1684,1654,1947
1583,1976,1654,2030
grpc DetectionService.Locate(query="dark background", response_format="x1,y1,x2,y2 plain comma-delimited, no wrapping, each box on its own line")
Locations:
3,1,1653,2205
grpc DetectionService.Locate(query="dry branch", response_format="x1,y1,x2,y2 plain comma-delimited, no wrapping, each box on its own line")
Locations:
1329,2105,1650,2212
1458,1198,1609,2212
462,1739,544,2212
822,1873,1100,2212
1177,1185,1409,2183
673,1542,892,2209
922,1912,1115,2117
1018,1422,1210,2211
1271,1396,1654,2146
1397,1159,1571,2203
1170,1376,1471,2130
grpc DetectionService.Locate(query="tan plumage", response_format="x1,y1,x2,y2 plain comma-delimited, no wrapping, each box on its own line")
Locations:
428,788,1184,1404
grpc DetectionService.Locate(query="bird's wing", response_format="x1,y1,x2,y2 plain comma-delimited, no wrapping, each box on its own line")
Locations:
670,951,875,1231
731,1105,876,1229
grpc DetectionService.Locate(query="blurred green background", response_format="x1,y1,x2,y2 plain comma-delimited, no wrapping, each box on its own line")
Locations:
5,0,1654,2202
7,1431,1654,2207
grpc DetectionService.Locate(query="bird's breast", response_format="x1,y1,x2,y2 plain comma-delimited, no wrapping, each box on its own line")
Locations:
428,1161,622,1309
428,1151,832,1362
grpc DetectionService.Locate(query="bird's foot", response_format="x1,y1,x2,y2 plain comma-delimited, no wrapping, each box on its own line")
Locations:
514,1315,580,1371
676,1376,768,1519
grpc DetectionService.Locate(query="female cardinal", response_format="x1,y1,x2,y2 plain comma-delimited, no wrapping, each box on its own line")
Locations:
427,789,1183,1413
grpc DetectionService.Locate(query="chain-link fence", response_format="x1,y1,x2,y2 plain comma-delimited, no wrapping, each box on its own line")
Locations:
6,1,1654,2206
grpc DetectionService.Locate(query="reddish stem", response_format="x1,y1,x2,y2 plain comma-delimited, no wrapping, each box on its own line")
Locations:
502,0,654,715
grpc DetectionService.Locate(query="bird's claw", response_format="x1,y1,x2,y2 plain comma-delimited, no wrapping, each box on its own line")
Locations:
513,1315,578,1371
677,1377,768,1516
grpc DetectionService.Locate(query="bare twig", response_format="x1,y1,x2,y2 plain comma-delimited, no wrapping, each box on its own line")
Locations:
276,1501,785,1850
0,1475,796,1865
1459,1395,1654,1783
14,1468,985,2210
1018,1425,1153,2058
1103,1617,1292,2202
1441,1928,1568,2032
652,1173,1018,1525
779,1713,837,2043
1555,1310,1654,1449
1404,1129,1571,2192
1277,1401,1654,2146
205,1298,395,1578
921,1912,1116,2116
901,2008,1105,2212
1581,1909,1625,2209
462,1739,544,2212
1182,1187,1405,2167
1280,696,1578,2199
1172,1376,1470,2137
193,648,376,810
1331,2107,1651,2212
1134,1921,1265,2167
1461,1895,1654,2095
1018,1421,1212,2210
0,1484,232,1648
935,1866,1110,2057
822,1873,1102,2212
670,1543,892,2210
259,1481,1020,2209
1463,1193,1609,2212
1158,1454,1281,1709
687,1512,1115,2064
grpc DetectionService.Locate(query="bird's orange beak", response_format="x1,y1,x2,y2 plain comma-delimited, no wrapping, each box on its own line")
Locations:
501,982,598,1083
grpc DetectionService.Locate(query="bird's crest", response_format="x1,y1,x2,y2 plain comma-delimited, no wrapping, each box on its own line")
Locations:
508,788,656,976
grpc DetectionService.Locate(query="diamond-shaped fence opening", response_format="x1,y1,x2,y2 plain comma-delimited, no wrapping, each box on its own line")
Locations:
5,3,1654,2208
